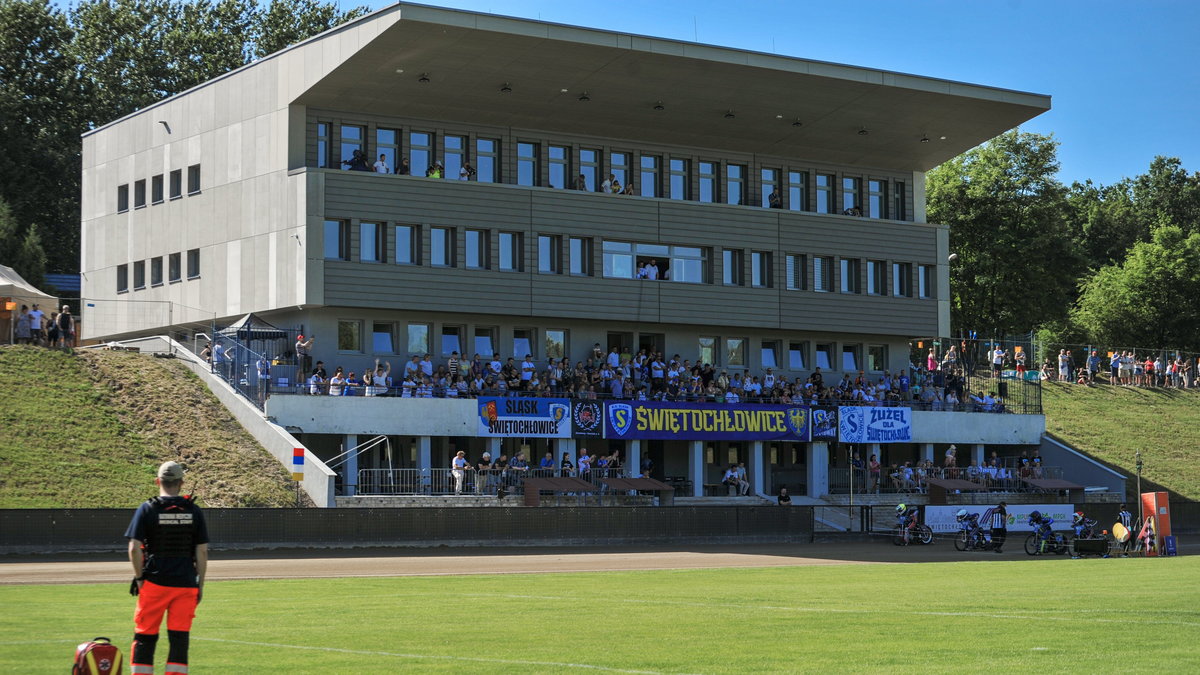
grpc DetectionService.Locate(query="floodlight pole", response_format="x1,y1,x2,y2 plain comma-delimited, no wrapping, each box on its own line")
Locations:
1135,450,1144,523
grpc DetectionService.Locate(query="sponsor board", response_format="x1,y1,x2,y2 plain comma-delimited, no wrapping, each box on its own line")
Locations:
838,406,912,443
476,397,570,437
925,504,1076,534
604,401,811,441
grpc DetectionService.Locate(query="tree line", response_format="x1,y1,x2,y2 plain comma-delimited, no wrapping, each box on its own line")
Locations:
2,1,1197,353
0,0,367,286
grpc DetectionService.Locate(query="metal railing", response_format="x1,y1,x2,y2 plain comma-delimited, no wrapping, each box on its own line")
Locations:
355,467,626,496
829,465,1064,495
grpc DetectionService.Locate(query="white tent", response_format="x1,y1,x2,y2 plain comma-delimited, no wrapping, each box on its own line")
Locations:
0,264,58,344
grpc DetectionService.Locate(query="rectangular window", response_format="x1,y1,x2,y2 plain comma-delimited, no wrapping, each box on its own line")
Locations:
538,234,561,274
894,181,906,221
134,180,146,208
761,341,779,369
441,326,462,356
186,248,200,279
324,219,349,261
476,138,498,183
474,327,496,357
842,177,861,214
867,260,886,295
360,222,384,263
919,264,934,299
787,171,808,211
407,323,430,355
842,344,860,372
815,174,833,214
499,232,522,272
338,320,363,352
788,342,807,370
168,252,181,283
867,345,888,372
376,128,399,174
893,262,913,297
640,155,660,197
517,142,539,186
602,241,634,278
316,122,330,168
548,145,569,190
169,170,182,200
187,165,201,194
465,229,488,269
815,343,833,370
133,260,146,290
726,164,746,205
444,134,465,180
569,237,593,276
410,131,432,177
373,322,397,353
430,227,454,267
150,257,163,287
761,168,780,208
609,152,629,189
668,246,707,284
699,161,718,203
669,158,689,200
394,225,417,265
726,338,745,367
751,251,771,288
840,258,861,294
699,336,717,367
340,125,364,170
513,328,533,359
814,256,833,292
579,148,599,191
723,249,744,286
151,175,164,204
544,329,566,360
117,184,129,213
785,254,807,291
868,180,885,219
116,264,128,293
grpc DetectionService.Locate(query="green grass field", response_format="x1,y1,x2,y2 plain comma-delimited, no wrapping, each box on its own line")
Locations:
3,557,1198,673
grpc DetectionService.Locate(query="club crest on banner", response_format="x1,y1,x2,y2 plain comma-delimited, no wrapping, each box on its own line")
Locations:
785,407,808,437
608,403,633,436
573,401,602,432
550,403,568,423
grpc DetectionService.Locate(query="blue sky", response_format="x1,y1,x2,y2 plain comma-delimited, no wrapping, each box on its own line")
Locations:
361,0,1200,187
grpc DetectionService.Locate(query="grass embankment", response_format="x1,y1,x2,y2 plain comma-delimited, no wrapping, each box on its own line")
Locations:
1042,380,1200,499
0,345,300,507
1,559,1198,672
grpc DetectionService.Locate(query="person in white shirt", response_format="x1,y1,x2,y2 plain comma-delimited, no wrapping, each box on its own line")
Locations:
373,154,390,174
451,450,469,495
763,368,776,389
488,354,503,376
327,368,346,396
520,355,536,389
725,388,741,404
400,374,416,398
366,359,391,396
645,259,659,280
403,356,421,379
420,354,434,378
607,347,621,369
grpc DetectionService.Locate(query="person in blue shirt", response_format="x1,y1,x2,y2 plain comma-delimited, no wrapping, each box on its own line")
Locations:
539,452,555,472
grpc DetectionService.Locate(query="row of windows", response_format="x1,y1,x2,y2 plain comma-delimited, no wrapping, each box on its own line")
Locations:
116,165,201,213
333,320,891,373
323,219,935,298
317,123,908,219
116,250,200,293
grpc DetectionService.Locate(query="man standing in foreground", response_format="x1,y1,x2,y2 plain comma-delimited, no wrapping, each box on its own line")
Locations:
991,501,1008,553
126,461,209,675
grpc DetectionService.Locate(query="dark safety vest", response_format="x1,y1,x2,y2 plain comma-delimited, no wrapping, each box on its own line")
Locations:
144,496,200,559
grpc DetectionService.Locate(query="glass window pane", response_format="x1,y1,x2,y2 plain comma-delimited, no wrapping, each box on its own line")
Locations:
513,330,532,359
476,139,498,183
816,344,832,370
372,323,395,353
699,336,716,366
431,228,447,266
395,225,413,264
788,344,806,370
726,338,745,366
338,320,361,351
545,330,565,359
474,328,494,357
842,346,858,372
761,343,777,368
410,132,431,176
407,324,429,354
441,328,461,355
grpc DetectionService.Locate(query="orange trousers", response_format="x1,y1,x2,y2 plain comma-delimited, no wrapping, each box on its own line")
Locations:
134,581,198,634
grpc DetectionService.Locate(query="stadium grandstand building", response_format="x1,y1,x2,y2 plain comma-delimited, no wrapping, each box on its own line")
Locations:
80,3,1064,501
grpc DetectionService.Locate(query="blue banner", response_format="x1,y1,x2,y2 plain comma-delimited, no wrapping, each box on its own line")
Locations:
477,397,570,437
604,401,811,441
810,406,838,441
838,406,912,443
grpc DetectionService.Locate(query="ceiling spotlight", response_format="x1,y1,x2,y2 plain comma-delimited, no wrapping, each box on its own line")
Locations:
418,73,430,83
775,114,783,119
653,101,665,111
940,135,947,140
500,83,512,93
724,110,736,119
560,88,569,93
857,127,869,136
394,68,404,74
578,92,590,102
920,135,931,143
792,119,803,128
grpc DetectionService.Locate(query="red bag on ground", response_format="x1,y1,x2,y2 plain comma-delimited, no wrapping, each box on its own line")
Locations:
72,637,124,675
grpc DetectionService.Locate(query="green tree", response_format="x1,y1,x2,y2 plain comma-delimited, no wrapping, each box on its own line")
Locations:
252,0,368,59
0,198,47,287
927,129,1083,338
1131,156,1200,233
1072,226,1200,351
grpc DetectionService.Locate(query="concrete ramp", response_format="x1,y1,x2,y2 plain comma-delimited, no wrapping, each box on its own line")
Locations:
1038,433,1127,497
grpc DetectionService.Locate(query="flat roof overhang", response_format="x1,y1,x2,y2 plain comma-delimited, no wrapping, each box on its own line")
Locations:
293,3,1050,172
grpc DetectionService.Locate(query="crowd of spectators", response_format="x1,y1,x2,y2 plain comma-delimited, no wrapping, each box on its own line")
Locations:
11,303,77,349
858,447,1053,494
1038,348,1200,389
